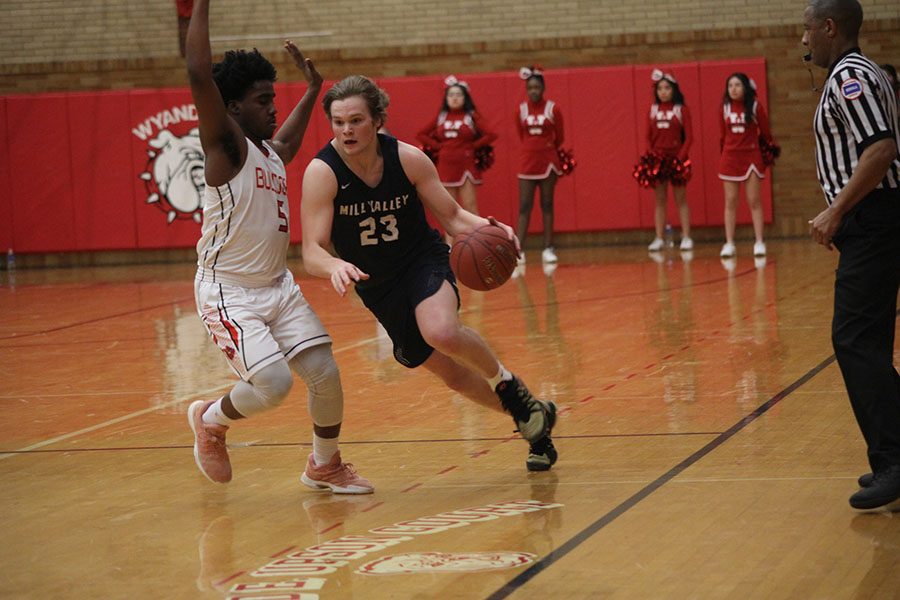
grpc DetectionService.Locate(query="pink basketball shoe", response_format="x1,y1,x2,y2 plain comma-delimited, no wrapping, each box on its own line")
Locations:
187,400,232,483
301,452,374,494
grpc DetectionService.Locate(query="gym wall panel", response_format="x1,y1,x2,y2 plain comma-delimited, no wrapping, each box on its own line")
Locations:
568,65,642,231
0,98,11,252
67,92,138,250
6,95,77,253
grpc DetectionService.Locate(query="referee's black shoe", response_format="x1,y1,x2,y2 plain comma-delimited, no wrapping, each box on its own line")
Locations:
849,465,900,509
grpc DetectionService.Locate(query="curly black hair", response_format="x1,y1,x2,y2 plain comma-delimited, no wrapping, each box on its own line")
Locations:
212,49,277,104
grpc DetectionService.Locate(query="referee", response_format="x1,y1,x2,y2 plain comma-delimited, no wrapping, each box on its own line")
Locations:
803,0,900,510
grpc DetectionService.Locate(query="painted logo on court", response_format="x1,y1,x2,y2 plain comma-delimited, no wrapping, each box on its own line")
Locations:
356,551,536,574
133,105,204,224
840,78,862,100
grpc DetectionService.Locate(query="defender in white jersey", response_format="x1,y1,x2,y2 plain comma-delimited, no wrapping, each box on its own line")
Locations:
184,0,372,493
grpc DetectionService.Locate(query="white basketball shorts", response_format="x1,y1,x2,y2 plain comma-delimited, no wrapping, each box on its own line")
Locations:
194,271,331,381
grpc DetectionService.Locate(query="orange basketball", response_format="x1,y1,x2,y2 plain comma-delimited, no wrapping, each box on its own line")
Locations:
449,224,518,291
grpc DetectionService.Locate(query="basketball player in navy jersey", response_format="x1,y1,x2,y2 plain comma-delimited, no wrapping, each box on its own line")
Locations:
184,0,372,493
301,76,558,471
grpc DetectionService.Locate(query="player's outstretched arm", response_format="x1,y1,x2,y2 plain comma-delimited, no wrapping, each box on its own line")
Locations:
185,0,247,186
271,41,323,166
398,142,520,252
301,159,369,296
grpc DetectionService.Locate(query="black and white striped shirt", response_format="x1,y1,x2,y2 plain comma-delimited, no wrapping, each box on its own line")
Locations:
813,48,900,205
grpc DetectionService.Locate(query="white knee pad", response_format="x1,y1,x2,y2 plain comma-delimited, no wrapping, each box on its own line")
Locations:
229,360,294,417
289,344,344,427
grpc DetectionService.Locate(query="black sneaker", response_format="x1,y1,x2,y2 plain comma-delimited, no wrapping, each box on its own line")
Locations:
527,436,558,472
495,376,555,443
849,465,900,510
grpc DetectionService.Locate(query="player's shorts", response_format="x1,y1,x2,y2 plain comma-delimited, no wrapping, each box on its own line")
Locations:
194,270,331,381
357,244,460,369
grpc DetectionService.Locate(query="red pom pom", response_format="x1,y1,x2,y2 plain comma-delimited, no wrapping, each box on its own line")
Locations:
632,153,692,188
557,148,576,176
474,145,495,171
759,136,781,167
632,151,663,188
668,157,692,186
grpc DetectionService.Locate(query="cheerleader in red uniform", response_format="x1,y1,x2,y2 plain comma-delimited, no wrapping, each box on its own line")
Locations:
417,76,497,227
646,69,693,253
718,72,775,258
515,66,564,268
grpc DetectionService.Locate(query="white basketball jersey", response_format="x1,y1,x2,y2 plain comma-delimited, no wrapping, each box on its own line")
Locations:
196,140,290,288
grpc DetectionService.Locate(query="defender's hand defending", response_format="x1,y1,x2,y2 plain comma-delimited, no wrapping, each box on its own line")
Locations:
330,262,369,297
284,41,323,88
808,206,841,251
486,216,522,256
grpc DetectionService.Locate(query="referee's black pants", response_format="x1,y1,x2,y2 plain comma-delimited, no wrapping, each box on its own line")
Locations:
831,191,900,473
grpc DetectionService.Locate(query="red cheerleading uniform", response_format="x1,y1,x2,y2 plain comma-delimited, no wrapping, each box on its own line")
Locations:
719,100,773,181
416,109,497,187
647,102,692,159
516,98,564,179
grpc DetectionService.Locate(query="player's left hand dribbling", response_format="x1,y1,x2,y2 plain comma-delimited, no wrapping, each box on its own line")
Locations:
330,262,369,297
486,216,522,256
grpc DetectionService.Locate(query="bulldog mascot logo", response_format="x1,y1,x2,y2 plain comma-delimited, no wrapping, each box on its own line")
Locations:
133,104,205,224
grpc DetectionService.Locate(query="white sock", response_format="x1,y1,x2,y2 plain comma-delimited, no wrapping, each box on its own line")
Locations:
487,363,513,389
202,398,235,427
313,434,339,466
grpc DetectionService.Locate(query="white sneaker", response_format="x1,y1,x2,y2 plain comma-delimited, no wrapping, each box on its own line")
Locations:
511,264,526,278
679,237,693,251
719,242,736,258
541,247,558,263
647,237,664,252
753,241,766,256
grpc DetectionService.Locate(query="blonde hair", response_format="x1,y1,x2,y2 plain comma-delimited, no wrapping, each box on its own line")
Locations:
322,75,390,125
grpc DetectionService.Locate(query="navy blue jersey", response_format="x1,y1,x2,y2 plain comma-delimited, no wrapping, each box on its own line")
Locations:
315,134,442,290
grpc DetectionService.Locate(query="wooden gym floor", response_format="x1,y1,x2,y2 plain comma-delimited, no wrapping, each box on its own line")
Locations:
1,239,898,599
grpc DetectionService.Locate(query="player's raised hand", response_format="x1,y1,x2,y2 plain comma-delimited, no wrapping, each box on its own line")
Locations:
284,41,323,88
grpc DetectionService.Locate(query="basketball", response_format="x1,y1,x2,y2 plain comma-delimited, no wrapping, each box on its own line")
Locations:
449,224,518,291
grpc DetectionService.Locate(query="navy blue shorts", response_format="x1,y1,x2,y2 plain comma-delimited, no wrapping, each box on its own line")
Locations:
357,246,459,368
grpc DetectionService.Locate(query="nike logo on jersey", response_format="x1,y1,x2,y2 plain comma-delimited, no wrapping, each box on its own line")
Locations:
341,182,351,190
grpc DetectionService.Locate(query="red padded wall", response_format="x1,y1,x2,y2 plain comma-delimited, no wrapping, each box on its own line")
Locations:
0,58,773,254
7,95,77,252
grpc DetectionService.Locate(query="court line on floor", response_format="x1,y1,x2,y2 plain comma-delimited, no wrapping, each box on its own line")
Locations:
0,431,724,455
485,353,837,600
0,336,381,461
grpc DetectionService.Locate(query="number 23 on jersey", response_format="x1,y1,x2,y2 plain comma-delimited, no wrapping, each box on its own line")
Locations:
359,214,399,246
